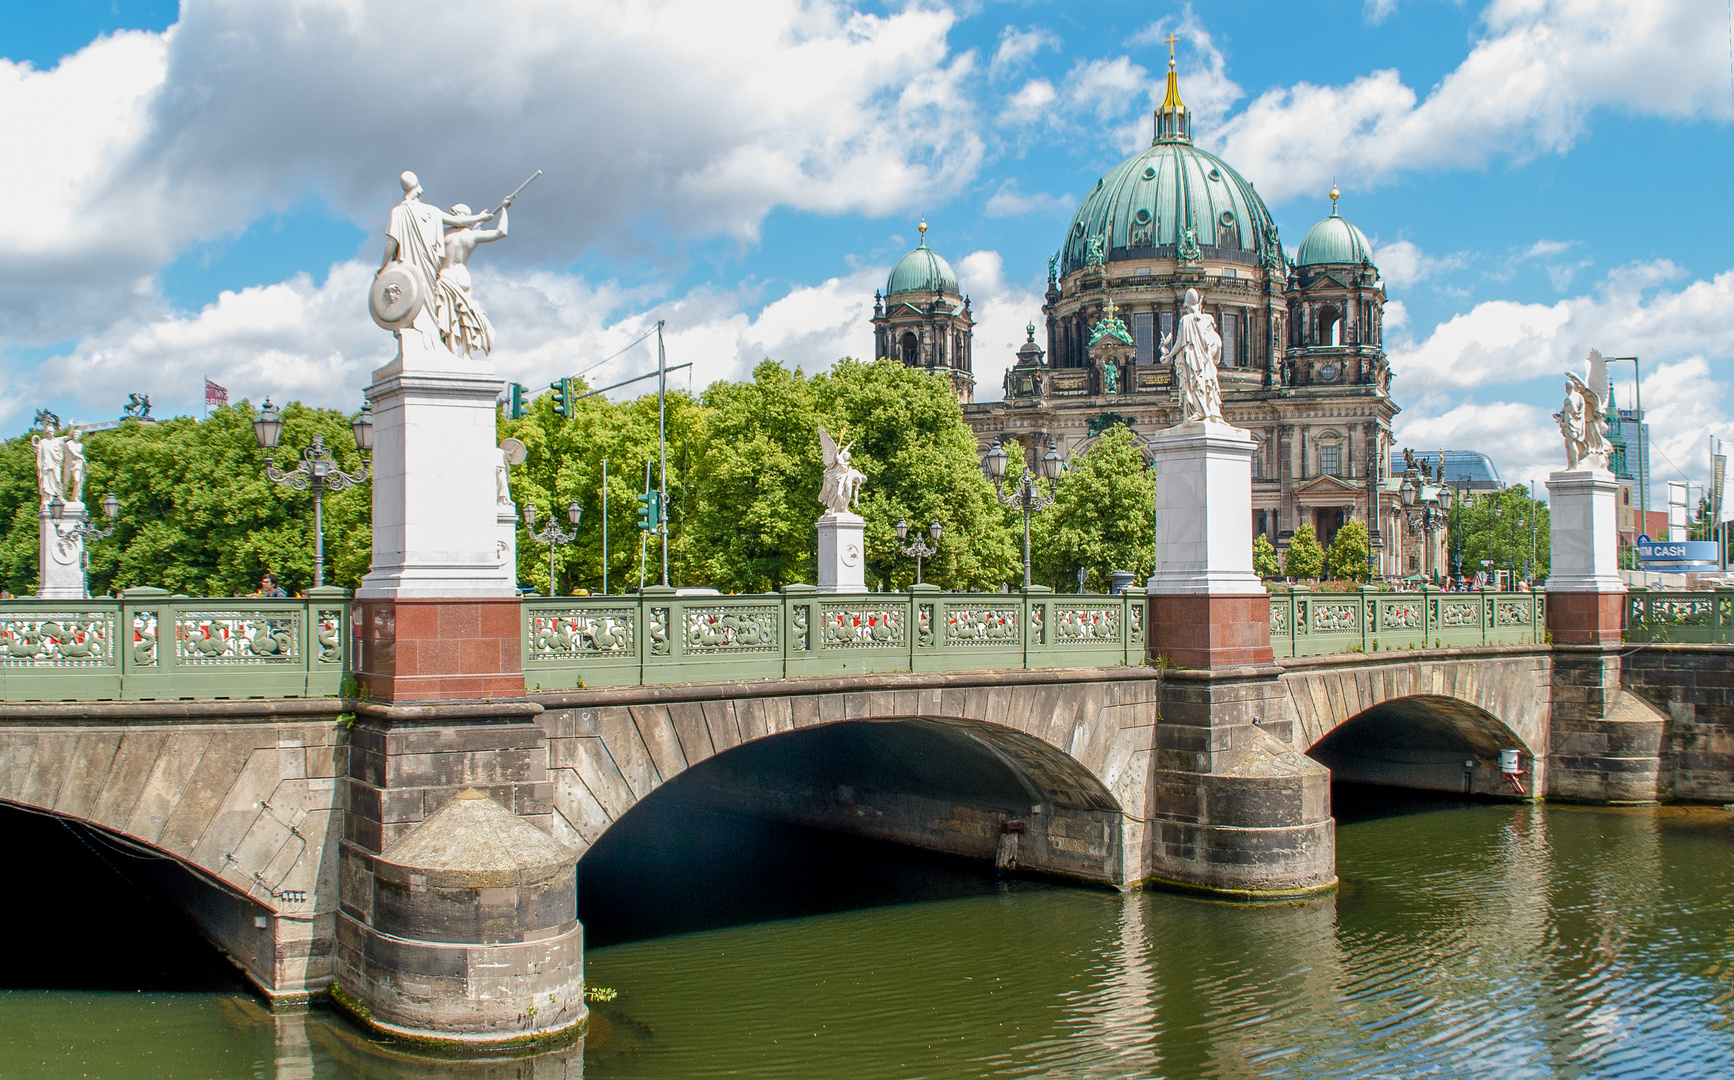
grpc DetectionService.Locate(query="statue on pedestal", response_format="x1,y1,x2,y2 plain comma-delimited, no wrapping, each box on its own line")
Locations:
1160,287,1224,423
1555,350,1611,471
32,429,64,504
818,427,866,514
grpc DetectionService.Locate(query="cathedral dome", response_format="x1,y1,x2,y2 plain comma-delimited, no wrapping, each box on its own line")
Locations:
1295,203,1374,267
1059,142,1281,277
886,220,959,296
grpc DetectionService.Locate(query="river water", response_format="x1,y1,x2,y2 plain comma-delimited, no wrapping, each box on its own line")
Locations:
4,793,1732,1079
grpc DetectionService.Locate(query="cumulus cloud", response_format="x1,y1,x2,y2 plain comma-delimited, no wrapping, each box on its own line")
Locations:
991,25,1060,81
0,0,985,346
954,250,1046,402
1393,400,1560,490
1374,239,1469,288
983,180,1073,218
1215,0,1730,203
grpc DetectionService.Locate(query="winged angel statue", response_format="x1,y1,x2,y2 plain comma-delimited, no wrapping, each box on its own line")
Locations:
1555,349,1611,471
817,427,866,515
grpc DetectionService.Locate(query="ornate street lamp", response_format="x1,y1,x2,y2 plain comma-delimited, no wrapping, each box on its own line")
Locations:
1398,449,1449,582
895,517,942,585
524,500,582,595
48,491,122,597
985,436,1063,588
254,397,372,589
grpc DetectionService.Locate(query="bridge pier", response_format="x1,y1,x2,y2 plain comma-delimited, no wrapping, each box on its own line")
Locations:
1547,647,1665,804
334,701,585,1046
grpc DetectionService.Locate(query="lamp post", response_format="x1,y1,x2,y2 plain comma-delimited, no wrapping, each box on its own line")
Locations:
1398,451,1451,583
1606,356,1645,537
984,437,1063,588
524,500,582,596
253,398,373,589
48,491,121,598
895,517,941,586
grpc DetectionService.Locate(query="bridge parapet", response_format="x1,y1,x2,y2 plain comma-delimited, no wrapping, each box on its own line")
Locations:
0,587,350,702
1267,587,1544,657
1625,589,1734,644
521,586,1147,689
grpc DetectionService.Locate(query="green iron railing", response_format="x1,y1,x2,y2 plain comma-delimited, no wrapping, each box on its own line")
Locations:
521,585,1147,690
1267,587,1545,657
0,586,349,701
1624,589,1734,644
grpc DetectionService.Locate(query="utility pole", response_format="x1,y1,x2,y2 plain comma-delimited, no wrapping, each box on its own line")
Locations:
640,460,651,592
656,319,669,588
601,457,608,595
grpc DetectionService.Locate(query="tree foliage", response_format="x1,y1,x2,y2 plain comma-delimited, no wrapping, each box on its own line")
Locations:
1327,520,1371,582
1030,425,1154,591
0,402,370,596
1253,533,1280,579
1453,484,1550,581
1283,524,1325,580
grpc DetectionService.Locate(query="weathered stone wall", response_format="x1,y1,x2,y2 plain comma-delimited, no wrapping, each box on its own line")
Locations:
0,701,346,999
1619,644,1734,803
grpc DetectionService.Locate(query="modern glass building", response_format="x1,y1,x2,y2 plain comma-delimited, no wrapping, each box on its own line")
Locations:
1388,449,1502,492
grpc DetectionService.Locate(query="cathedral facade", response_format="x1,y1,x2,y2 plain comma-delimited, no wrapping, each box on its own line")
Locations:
874,55,1440,579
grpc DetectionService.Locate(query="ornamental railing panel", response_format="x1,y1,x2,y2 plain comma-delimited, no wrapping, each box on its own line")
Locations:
1270,588,1545,658
1626,589,1734,643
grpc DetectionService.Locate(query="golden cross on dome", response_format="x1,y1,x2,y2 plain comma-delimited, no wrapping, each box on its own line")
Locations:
1102,294,1119,321
1164,32,1179,66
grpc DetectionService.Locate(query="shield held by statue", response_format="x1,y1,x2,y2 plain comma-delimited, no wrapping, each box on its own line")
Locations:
370,263,425,331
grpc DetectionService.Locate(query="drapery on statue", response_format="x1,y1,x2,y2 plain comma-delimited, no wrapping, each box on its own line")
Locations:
371,170,538,357
1555,349,1611,470
30,422,86,506
817,427,866,514
1159,287,1224,423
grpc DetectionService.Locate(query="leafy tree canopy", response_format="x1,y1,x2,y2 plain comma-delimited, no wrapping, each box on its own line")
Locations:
1284,524,1325,580
1030,425,1154,592
1453,484,1550,582
1327,520,1371,582
1253,533,1281,579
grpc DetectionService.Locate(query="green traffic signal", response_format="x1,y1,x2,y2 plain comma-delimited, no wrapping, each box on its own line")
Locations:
550,377,569,417
506,382,528,419
636,491,660,531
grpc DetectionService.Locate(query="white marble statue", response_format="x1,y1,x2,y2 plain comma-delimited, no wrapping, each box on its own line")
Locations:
32,431,64,504
1159,287,1224,423
372,170,534,357
817,427,866,514
62,429,86,504
1555,350,1611,471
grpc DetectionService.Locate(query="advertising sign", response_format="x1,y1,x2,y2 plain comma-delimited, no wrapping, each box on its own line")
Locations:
1636,539,1720,568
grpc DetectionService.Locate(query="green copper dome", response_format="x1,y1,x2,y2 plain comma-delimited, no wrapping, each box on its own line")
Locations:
1295,209,1374,267
886,224,959,296
1059,140,1281,277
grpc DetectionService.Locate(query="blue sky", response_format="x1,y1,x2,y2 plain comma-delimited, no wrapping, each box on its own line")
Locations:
1,0,1730,504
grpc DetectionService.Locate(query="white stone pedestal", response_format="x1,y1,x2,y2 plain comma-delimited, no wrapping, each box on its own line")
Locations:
1545,467,1624,593
38,502,85,599
1147,420,1261,595
357,331,513,599
498,506,519,588
816,511,866,593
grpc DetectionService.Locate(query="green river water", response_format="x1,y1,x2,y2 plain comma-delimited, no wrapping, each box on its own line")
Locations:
4,794,1733,1079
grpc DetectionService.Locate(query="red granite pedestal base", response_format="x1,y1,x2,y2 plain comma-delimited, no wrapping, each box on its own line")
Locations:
1546,591,1624,646
1148,593,1275,668
353,598,525,702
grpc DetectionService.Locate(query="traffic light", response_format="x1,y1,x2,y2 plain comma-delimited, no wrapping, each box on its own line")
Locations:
505,382,527,419
636,491,661,532
550,377,574,418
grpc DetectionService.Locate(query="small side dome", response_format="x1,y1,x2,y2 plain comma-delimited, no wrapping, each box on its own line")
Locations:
1296,207,1374,268
886,219,960,296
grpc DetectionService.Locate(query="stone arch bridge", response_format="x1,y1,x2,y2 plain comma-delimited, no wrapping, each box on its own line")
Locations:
2,641,1706,1006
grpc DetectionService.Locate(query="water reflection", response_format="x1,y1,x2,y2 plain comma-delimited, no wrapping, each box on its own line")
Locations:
2,798,1731,1079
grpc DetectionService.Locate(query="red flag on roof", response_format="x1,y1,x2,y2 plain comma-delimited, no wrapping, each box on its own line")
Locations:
205,379,228,407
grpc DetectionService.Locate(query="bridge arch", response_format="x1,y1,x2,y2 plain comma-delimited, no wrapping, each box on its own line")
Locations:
538,674,1158,888
1279,653,1552,795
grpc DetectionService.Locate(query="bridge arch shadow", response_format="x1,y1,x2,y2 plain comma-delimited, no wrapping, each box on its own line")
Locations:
573,715,1123,944
1306,694,1537,797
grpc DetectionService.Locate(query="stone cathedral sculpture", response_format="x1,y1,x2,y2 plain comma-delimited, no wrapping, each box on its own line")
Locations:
1555,349,1611,471
1159,287,1225,423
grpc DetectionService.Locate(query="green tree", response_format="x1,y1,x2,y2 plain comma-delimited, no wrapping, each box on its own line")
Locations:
1284,524,1325,580
1030,425,1155,591
1327,519,1371,582
0,402,371,596
1253,533,1281,579
1454,484,1550,583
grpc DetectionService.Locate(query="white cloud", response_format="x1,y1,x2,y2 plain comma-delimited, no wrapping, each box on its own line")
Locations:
1389,259,1721,397
0,0,986,346
1393,400,1559,491
1364,0,1400,24
999,77,1057,125
1374,239,1469,288
991,25,1060,81
983,180,1074,218
954,250,1046,402
1215,0,1730,203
